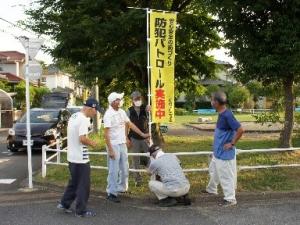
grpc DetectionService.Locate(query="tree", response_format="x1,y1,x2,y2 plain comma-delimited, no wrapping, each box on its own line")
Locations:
25,0,220,98
14,81,50,110
32,86,50,108
227,86,250,109
205,84,220,97
246,81,265,109
25,0,221,145
15,81,35,110
0,80,11,92
206,1,300,147
184,85,207,111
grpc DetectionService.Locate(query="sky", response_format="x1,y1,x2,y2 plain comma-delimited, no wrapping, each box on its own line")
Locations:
0,0,236,65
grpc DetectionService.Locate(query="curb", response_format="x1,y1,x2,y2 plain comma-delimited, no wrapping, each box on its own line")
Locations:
32,180,300,206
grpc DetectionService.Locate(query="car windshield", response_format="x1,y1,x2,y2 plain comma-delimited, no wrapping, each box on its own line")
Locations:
19,110,59,123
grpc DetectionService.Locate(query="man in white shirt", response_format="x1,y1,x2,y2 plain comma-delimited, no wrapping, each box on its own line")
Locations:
57,98,100,218
104,92,150,203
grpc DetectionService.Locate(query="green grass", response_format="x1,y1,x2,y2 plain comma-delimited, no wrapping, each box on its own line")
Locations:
36,134,300,196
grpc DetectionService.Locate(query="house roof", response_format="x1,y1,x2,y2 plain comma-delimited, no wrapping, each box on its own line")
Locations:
215,60,233,68
0,51,25,62
0,72,24,83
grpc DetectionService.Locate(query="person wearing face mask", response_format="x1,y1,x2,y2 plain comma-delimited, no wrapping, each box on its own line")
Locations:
203,91,244,207
127,91,150,187
103,92,150,203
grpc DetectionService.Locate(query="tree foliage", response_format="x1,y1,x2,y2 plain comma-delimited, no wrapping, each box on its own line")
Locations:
0,80,11,92
226,85,250,109
184,84,207,111
14,81,50,110
25,0,221,97
206,0,300,147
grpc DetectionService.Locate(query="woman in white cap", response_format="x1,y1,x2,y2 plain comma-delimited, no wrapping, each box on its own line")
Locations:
103,92,150,203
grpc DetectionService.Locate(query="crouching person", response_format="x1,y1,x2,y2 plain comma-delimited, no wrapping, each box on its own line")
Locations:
148,145,191,207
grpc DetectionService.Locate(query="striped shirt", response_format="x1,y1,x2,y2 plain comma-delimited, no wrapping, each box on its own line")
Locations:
67,112,91,164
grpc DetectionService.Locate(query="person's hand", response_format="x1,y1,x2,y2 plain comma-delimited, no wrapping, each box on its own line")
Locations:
141,133,150,139
108,149,116,160
126,138,131,148
224,143,233,150
90,140,97,148
146,105,151,112
145,137,151,145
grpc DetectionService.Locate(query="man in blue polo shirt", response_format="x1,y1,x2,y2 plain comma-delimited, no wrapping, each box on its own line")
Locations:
204,91,244,207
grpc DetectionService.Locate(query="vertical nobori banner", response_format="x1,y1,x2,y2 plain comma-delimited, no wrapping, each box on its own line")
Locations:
149,11,177,123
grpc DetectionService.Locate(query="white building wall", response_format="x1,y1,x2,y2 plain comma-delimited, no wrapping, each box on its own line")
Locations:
46,75,58,90
44,73,75,91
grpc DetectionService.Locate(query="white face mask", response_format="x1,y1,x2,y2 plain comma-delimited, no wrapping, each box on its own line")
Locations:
134,100,142,107
118,99,124,108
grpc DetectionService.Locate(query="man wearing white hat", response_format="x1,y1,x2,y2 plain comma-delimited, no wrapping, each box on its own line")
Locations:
104,92,150,203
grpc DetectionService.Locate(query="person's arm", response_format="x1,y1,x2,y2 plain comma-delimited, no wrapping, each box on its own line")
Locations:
231,126,244,145
147,161,156,175
125,122,131,147
122,109,149,139
78,119,97,148
104,127,116,160
224,126,244,149
127,121,150,139
79,135,97,148
224,113,245,150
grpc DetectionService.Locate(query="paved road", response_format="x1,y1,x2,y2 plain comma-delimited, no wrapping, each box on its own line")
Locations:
0,191,299,225
0,139,41,192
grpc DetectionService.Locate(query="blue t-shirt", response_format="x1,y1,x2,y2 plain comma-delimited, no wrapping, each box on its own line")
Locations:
213,109,241,160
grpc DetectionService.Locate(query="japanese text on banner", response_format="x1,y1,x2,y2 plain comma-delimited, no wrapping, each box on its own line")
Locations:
149,11,176,123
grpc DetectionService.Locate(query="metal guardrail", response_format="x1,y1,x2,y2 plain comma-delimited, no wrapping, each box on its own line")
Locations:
41,138,300,178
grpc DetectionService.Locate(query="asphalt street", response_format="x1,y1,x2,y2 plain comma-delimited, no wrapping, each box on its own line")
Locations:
0,134,41,192
0,191,299,225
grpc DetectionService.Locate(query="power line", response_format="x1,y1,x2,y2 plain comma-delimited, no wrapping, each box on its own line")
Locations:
0,28,19,39
0,17,56,45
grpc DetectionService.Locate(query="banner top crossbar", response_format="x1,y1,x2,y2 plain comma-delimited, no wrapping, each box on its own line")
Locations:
127,7,179,14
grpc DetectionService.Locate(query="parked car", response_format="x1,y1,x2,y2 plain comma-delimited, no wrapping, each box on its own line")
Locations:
7,108,70,152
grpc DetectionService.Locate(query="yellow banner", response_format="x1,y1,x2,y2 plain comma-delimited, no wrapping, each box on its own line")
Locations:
149,11,177,123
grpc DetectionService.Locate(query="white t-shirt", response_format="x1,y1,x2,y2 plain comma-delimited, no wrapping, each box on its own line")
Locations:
67,112,91,164
103,106,130,145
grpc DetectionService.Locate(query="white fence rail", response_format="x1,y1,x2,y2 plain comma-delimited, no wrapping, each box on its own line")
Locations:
41,139,300,178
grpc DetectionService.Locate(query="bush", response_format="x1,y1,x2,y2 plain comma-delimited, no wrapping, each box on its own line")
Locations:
32,87,50,108
252,111,281,126
175,108,189,116
14,81,50,109
0,80,12,92
228,86,250,108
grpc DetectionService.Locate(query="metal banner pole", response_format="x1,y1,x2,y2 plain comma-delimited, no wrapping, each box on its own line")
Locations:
146,8,153,146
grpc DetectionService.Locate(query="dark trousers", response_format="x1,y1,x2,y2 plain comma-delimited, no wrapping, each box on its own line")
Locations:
61,162,90,214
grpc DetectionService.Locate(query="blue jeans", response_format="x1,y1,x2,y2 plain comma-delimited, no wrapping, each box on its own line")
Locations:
106,143,129,196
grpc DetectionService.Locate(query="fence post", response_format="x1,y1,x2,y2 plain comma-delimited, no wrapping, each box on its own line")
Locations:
56,135,61,164
42,145,47,178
